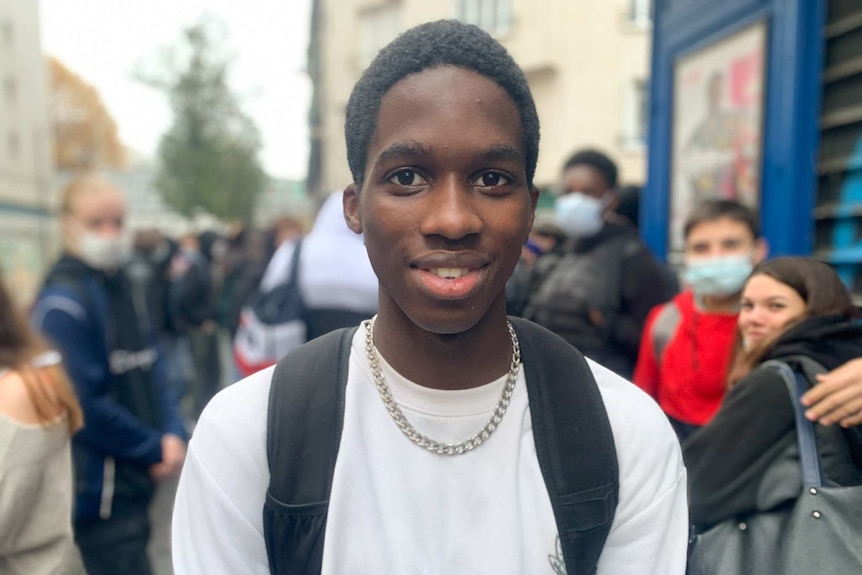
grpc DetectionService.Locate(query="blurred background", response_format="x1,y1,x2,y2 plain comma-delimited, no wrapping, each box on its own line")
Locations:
2,0,860,308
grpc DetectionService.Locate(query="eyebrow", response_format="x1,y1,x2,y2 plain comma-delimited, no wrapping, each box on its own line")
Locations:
373,142,524,166
374,142,432,166
472,144,524,163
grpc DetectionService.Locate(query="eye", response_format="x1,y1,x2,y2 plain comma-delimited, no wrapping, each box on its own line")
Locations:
471,171,512,189
768,303,786,311
740,301,753,310
387,169,427,187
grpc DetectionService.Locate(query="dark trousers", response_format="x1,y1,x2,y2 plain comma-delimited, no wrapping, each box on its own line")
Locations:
75,505,153,575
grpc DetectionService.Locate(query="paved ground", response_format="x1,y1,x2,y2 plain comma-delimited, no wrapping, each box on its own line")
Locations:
148,477,180,575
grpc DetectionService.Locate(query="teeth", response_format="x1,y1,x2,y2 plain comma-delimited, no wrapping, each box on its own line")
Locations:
431,268,469,279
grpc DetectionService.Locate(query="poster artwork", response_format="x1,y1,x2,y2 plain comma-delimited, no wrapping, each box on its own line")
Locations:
670,22,766,252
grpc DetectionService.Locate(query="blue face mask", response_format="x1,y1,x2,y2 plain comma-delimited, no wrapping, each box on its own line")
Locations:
554,192,606,239
683,254,753,297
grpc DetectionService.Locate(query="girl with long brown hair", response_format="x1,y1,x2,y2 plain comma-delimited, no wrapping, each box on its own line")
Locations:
684,257,862,533
0,268,83,573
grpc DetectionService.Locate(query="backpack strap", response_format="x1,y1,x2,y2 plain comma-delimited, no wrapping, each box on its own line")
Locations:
264,319,618,575
263,326,357,575
510,317,619,575
651,300,681,366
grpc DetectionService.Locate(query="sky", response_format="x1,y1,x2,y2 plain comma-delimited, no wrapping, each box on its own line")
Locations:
39,0,312,181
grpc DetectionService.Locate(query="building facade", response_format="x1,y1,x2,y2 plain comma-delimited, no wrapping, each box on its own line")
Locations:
314,0,652,197
0,0,54,305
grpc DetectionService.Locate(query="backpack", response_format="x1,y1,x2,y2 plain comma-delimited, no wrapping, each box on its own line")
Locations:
233,239,306,377
263,318,619,575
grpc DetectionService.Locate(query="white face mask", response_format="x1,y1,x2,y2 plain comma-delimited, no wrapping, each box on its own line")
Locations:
554,192,607,239
682,253,754,298
78,231,132,272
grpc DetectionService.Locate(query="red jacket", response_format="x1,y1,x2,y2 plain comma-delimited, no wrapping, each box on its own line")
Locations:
633,291,737,426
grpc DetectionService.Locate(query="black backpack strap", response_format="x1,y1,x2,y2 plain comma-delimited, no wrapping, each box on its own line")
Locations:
263,325,357,575
510,317,619,575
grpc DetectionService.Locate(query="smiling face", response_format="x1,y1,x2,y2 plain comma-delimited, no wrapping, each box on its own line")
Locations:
344,65,537,336
738,274,807,349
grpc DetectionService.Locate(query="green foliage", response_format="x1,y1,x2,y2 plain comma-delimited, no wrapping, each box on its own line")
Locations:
139,17,265,222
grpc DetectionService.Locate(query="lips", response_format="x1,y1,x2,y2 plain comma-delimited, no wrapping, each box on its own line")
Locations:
411,252,488,300
430,268,470,279
743,329,767,341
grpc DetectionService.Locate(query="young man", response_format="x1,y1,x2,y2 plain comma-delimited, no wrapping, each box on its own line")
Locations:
173,20,687,574
633,200,767,440
521,150,677,379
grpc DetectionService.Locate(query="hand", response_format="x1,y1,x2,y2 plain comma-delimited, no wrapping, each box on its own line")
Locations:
150,434,187,482
801,358,862,428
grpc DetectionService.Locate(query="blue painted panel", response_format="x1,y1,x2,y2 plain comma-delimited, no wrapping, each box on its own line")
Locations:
643,0,825,261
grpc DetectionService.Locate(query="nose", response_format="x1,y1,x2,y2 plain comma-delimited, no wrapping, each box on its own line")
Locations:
93,216,124,237
419,176,482,241
744,305,767,326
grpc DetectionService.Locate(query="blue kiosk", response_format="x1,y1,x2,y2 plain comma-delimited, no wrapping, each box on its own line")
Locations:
644,0,862,298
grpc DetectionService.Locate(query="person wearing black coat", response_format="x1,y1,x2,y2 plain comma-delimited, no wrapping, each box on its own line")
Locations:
684,257,862,530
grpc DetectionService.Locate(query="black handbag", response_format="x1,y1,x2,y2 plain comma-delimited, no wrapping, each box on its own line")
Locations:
687,360,862,575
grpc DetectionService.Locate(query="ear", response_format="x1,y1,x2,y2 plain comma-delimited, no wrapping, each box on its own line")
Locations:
60,214,79,254
752,237,769,264
343,183,363,234
526,185,539,244
603,190,620,215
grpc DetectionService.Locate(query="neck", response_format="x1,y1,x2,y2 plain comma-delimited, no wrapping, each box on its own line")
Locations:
371,301,514,391
699,291,741,313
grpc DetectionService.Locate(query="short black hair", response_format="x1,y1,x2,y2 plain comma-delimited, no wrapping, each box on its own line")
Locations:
562,149,618,189
683,199,760,240
345,19,540,187
616,184,641,227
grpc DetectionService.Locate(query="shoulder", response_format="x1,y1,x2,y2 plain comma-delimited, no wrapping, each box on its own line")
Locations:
728,365,791,411
31,277,97,327
0,369,61,425
187,366,273,494
588,359,684,492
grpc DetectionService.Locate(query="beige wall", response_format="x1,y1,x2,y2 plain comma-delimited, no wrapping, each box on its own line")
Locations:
0,0,55,305
317,0,651,194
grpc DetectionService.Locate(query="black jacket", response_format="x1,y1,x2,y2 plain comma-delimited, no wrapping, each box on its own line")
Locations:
684,315,862,529
521,222,676,379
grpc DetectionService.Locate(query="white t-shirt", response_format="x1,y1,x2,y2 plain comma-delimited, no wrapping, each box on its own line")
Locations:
173,326,688,574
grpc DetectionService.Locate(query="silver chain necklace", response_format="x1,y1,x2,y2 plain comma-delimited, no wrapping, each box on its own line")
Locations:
364,315,521,456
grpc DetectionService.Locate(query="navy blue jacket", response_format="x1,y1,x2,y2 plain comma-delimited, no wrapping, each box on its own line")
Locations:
32,255,186,520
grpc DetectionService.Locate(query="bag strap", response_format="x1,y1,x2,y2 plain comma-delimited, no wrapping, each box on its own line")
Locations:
763,360,826,488
510,317,619,574
266,325,356,505
651,300,681,365
286,238,303,289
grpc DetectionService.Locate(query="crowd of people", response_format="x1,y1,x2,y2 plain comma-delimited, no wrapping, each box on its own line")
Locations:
1,18,861,575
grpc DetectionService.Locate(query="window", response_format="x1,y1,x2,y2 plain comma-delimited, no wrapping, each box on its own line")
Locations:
4,76,16,105
7,131,20,161
623,79,649,148
629,0,651,27
358,4,403,68
455,0,513,36
1,19,12,46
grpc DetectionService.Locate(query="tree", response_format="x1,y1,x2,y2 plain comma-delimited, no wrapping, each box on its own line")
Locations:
49,57,125,170
138,18,265,223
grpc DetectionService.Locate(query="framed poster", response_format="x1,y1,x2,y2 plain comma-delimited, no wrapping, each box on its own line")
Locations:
670,21,767,252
